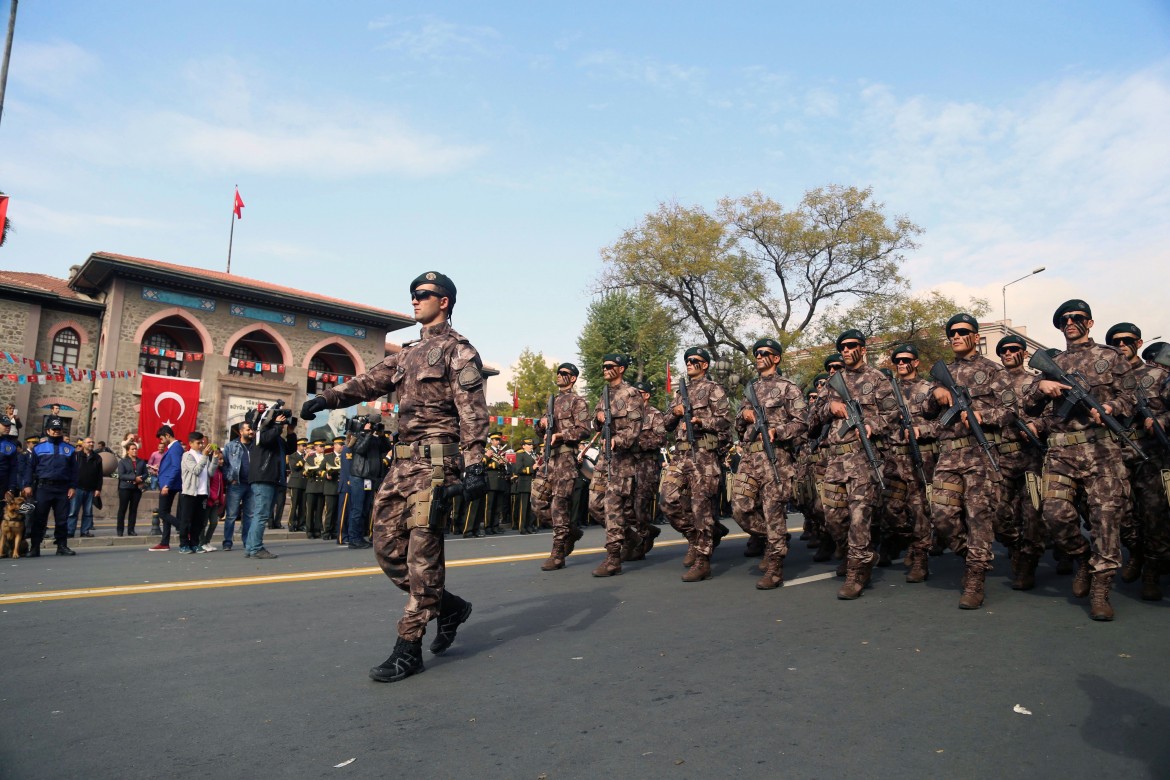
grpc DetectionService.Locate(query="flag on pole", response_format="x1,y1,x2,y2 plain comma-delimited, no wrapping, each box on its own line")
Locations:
233,188,245,219
0,195,9,245
512,386,519,411
139,374,201,455
665,362,672,394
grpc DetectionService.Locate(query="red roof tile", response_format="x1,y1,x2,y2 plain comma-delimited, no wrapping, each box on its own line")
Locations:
0,271,94,301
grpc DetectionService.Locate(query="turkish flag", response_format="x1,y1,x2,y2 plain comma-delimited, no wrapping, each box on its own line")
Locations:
665,362,672,395
233,188,245,219
512,386,519,411
139,374,201,454
0,195,9,244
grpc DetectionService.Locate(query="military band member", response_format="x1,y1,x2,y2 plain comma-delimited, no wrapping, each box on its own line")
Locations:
589,353,644,577
810,331,896,599
1106,323,1169,601
630,380,667,560
732,338,808,589
320,437,343,540
1021,300,1135,621
286,438,308,532
661,347,731,583
534,363,591,570
483,433,510,535
511,438,537,533
301,270,488,682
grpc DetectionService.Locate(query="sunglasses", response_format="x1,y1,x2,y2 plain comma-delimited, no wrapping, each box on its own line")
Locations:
557,370,574,377
754,350,777,358
602,363,619,370
826,364,844,372
1110,337,1138,347
999,346,1024,355
685,358,707,366
891,356,915,365
1059,313,1088,325
949,328,975,338
410,289,443,302
838,341,863,350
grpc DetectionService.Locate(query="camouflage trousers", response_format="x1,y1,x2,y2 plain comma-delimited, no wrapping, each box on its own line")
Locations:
929,445,1002,572
881,451,934,554
369,452,463,642
822,449,883,564
532,449,578,549
1123,456,1170,564
633,452,662,545
661,449,722,557
1042,438,1129,574
589,451,638,555
731,448,794,559
995,452,1046,557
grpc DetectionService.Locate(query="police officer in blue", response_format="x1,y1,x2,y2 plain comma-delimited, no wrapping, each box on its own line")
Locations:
22,416,79,556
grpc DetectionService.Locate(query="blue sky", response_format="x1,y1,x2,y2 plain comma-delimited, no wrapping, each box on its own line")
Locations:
4,1,1169,401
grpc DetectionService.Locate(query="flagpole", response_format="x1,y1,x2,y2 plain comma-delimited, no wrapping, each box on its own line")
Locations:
226,184,237,274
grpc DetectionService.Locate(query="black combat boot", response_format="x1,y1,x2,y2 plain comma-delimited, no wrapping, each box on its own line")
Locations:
369,636,425,682
430,593,473,654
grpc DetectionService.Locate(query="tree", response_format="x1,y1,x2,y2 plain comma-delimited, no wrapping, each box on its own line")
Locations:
577,288,680,409
505,348,558,417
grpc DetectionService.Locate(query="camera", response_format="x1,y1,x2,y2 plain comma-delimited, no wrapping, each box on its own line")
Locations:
0,414,14,428
347,415,384,435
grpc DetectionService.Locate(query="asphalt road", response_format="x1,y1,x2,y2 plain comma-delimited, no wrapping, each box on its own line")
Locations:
2,519,1168,780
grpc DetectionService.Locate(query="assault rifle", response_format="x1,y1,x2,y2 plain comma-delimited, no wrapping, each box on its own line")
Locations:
744,379,783,485
1027,349,1147,461
1014,418,1047,455
541,393,556,476
601,385,614,479
881,369,927,487
826,371,885,490
929,360,1001,474
678,373,699,460
1133,384,1170,456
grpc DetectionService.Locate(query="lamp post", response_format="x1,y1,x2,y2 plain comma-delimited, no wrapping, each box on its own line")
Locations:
1002,266,1046,328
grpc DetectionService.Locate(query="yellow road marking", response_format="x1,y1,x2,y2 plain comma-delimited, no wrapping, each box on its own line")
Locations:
0,533,762,605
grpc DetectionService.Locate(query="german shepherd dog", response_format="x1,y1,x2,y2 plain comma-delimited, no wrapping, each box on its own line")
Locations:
1,494,28,558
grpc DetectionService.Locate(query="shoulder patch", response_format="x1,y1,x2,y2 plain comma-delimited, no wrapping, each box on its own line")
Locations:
458,364,483,390
793,398,807,411
880,396,896,411
1001,389,1016,405
911,392,927,404
427,347,443,366
1122,374,1137,390
1139,374,1155,389
860,381,874,396
973,370,988,385
1094,358,1111,375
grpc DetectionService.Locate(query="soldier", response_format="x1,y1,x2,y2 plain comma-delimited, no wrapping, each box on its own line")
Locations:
1021,300,1135,621
880,343,938,583
812,356,845,561
511,438,537,533
321,437,344,540
303,440,326,538
630,380,667,560
921,315,1014,608
661,347,731,582
300,270,488,683
993,334,1047,590
732,338,808,589
1106,323,1169,601
286,438,308,532
810,331,896,599
21,416,79,557
589,353,644,577
481,433,510,535
533,362,591,570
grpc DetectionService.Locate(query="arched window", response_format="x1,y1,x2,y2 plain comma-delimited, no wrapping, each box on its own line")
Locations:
138,330,184,377
307,356,337,393
230,344,260,376
51,328,81,367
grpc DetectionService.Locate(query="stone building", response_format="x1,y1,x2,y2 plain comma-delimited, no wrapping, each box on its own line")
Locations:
2,252,417,443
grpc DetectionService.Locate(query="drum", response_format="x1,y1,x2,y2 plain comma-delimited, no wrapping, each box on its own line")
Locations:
579,446,600,480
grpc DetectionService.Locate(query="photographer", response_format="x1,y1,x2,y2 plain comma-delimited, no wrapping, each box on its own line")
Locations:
341,416,389,549
2,404,22,442
244,403,290,559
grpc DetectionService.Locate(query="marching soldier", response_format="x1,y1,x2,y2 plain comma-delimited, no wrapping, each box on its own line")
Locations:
1022,300,1136,621
303,440,326,538
1106,323,1169,601
534,363,592,569
286,438,308,532
589,353,644,577
630,380,667,560
661,347,732,582
731,338,808,589
810,331,896,599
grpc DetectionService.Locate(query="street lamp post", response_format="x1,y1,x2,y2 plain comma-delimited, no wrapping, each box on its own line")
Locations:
1002,266,1046,329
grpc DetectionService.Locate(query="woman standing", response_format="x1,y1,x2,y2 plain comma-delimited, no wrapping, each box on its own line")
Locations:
116,442,148,536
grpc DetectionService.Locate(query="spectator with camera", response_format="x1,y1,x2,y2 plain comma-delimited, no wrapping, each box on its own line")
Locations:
243,403,290,559
342,416,389,549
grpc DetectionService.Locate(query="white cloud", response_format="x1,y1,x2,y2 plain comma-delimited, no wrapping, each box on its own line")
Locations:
13,202,173,235
369,14,502,61
578,50,705,90
9,40,98,97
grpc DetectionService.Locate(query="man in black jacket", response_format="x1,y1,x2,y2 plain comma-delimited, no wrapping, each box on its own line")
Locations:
68,437,104,538
244,406,290,559
342,418,389,549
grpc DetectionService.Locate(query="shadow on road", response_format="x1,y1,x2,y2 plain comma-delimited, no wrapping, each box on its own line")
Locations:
1078,672,1170,775
455,585,624,652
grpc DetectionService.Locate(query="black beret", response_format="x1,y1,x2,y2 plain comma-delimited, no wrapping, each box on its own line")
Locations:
806,388,818,400
751,337,783,355
835,329,866,349
632,380,653,394
1142,342,1168,363
409,271,457,301
890,343,919,359
823,353,844,370
1105,323,1141,344
945,313,979,336
684,347,711,363
995,334,1027,355
601,353,629,368
556,362,579,376
813,372,829,384
1052,299,1091,328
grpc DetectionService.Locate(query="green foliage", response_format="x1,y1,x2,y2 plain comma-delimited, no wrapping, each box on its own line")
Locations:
577,288,679,409
505,348,558,417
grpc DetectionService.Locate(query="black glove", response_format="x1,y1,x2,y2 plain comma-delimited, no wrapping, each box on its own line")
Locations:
300,396,328,420
461,463,488,502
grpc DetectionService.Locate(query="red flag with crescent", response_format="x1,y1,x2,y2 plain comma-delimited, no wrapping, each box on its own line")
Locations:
139,374,201,454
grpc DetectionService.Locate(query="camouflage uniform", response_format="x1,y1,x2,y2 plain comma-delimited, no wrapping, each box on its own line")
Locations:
731,375,808,583
590,382,644,565
924,355,1014,576
322,320,488,642
881,376,938,569
532,390,591,566
1121,362,1170,588
995,365,1047,580
661,377,731,564
810,365,896,569
632,403,667,556
1021,339,1134,585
